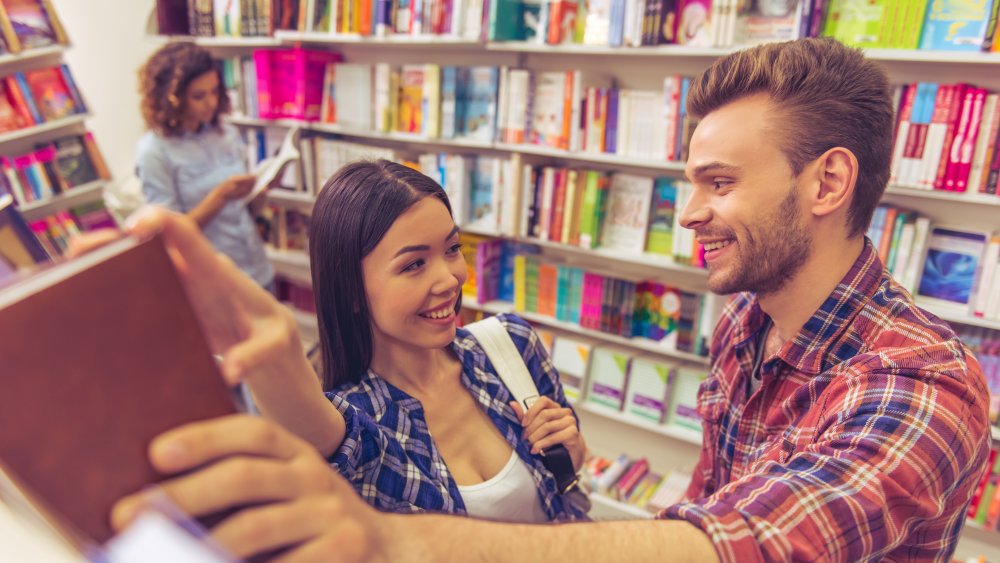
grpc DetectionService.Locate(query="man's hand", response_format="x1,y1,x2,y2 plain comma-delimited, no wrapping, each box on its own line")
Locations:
511,397,586,471
112,415,385,563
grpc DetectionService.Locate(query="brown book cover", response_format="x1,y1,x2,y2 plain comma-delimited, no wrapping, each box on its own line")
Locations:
0,233,237,544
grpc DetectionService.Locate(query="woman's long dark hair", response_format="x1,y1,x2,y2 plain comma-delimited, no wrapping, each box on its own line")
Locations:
310,159,453,391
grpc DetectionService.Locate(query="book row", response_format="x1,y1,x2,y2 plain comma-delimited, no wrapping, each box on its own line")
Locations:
458,233,720,355
584,455,690,514
0,195,117,279
891,82,1000,195
155,0,1000,53
224,52,697,163
959,325,1000,423
0,64,87,134
0,0,66,54
968,443,1000,530
0,132,110,207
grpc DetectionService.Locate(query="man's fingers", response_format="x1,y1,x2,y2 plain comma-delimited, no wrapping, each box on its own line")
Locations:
212,496,347,560
148,415,306,473
66,229,122,257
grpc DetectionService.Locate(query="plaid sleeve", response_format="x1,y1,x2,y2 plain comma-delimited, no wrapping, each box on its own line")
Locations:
662,368,990,563
323,392,388,480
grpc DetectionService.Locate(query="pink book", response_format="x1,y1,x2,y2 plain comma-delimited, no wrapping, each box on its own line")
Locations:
933,83,968,191
580,272,605,330
944,86,976,191
253,50,275,119
955,88,988,192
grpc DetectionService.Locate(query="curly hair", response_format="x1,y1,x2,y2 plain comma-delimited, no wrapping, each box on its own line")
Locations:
138,42,231,137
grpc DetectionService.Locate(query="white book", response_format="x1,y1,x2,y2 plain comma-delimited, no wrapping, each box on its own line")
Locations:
444,155,472,226
499,154,523,237
423,64,441,138
966,94,999,194
892,222,916,281
247,126,301,202
374,63,392,133
601,173,654,253
902,216,932,293
986,258,1000,319
585,0,613,45
616,89,632,157
495,66,511,143
538,166,556,240
519,164,536,238
334,63,373,131
507,69,534,144
530,71,566,148
973,234,1000,317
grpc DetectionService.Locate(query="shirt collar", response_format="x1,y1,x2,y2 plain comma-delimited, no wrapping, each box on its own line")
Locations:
730,238,883,375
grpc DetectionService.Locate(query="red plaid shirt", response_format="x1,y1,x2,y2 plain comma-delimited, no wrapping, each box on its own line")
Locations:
661,240,990,562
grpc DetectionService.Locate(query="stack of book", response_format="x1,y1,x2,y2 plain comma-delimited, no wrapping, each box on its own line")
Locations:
584,454,691,514
0,133,110,207
0,64,87,134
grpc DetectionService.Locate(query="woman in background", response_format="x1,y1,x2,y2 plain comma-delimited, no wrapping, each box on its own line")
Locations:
135,42,273,290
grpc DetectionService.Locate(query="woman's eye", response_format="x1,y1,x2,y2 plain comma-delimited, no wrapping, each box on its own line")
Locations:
447,243,463,255
402,259,425,273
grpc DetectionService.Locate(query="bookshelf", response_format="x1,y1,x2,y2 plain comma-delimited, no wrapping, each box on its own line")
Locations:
0,114,89,147
0,44,65,71
177,10,1000,558
18,179,106,221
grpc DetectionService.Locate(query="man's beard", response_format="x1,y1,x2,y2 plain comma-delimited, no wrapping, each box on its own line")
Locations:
706,186,812,296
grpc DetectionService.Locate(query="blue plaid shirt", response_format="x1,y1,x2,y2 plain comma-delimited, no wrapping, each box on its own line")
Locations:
324,314,585,521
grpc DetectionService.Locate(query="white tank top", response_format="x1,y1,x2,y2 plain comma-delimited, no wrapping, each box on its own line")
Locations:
456,451,550,523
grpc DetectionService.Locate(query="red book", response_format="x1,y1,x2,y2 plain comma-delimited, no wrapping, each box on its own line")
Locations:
934,83,968,191
944,86,976,191
955,88,988,192
549,168,568,243
21,66,77,121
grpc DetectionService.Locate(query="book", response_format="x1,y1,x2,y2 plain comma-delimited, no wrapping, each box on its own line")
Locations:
21,66,80,122
246,125,301,202
0,194,49,279
0,234,238,543
1,0,64,49
601,173,654,253
917,226,990,310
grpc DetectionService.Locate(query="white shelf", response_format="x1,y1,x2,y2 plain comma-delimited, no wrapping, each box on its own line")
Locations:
863,49,1000,64
264,246,310,277
191,35,281,47
0,114,89,146
588,493,654,520
917,301,1000,332
464,299,710,366
0,45,66,70
275,30,481,47
884,186,1000,207
485,41,736,58
578,402,703,446
18,181,106,220
496,142,687,172
266,189,315,210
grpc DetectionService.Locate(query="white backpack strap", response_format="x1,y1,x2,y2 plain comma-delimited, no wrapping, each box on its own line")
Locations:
464,316,540,409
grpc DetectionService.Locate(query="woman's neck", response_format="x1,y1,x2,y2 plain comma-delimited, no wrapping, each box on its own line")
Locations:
368,341,458,398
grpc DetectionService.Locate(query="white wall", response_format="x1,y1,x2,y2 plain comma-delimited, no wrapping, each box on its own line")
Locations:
50,0,165,188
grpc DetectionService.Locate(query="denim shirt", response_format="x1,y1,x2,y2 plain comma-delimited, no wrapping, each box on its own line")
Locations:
135,124,273,287
325,314,587,522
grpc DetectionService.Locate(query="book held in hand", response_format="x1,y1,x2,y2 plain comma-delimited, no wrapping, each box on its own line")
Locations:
0,233,238,545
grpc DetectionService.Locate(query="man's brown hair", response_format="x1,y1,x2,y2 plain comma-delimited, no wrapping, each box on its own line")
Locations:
138,42,231,137
687,37,893,238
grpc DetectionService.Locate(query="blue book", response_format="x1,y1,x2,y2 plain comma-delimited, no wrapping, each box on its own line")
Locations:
675,77,691,161
460,66,500,142
917,227,989,307
13,73,42,124
919,0,995,51
440,66,458,138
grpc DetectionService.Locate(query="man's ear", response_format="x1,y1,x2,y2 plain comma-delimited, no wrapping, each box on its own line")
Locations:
808,147,858,218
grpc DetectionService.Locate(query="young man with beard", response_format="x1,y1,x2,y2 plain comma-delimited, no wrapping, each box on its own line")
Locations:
110,37,989,562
